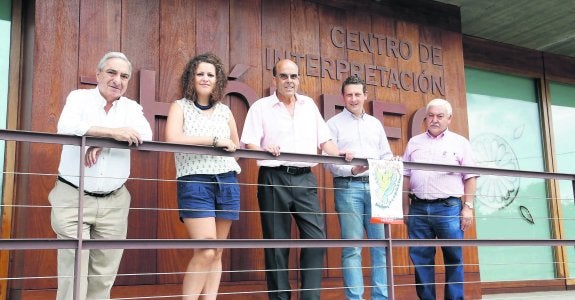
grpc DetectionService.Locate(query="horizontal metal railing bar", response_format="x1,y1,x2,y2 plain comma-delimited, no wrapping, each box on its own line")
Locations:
0,129,83,146
2,129,575,180
0,239,79,250
3,238,575,250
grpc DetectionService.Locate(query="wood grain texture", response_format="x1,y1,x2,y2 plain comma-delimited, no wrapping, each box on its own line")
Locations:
196,0,229,61
318,4,346,278
543,53,575,85
229,0,264,282
1,0,24,296
118,0,161,286
340,8,378,280
78,0,121,89
372,16,403,157
156,0,197,285
11,0,80,290
463,35,544,78
291,0,331,281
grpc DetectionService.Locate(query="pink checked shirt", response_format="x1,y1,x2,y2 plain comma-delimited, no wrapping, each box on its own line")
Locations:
403,129,478,200
241,92,332,167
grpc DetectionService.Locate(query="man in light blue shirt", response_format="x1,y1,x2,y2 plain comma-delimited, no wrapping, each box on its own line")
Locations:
327,75,393,300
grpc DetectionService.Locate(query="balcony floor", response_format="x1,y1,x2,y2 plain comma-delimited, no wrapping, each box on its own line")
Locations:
483,290,575,299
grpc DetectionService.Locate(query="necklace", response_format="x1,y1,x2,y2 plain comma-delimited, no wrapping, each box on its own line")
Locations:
194,101,213,110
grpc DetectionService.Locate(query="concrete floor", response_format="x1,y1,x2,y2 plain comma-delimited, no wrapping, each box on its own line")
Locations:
482,290,575,299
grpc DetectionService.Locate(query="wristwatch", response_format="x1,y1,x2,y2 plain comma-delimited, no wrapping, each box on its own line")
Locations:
464,201,474,209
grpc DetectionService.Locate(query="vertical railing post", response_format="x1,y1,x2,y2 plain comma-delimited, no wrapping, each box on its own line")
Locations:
72,136,87,300
385,224,395,299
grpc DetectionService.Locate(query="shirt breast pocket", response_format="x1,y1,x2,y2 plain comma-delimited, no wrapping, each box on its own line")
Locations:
438,150,459,166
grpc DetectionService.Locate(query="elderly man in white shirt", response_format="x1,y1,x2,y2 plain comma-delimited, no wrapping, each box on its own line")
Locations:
326,75,393,300
48,52,152,300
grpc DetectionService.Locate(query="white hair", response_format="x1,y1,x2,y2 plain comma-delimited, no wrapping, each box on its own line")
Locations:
97,51,132,74
426,98,452,116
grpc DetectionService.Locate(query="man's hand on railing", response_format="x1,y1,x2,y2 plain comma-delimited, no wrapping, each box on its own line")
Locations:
111,127,143,145
264,144,281,157
85,146,102,167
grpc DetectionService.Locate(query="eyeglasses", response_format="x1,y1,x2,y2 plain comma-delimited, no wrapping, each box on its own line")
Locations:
277,73,299,80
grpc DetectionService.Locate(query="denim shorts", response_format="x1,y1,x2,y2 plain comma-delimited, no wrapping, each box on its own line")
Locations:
177,171,240,221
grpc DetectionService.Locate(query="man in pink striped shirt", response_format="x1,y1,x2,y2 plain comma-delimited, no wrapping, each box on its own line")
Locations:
402,98,478,300
241,59,341,300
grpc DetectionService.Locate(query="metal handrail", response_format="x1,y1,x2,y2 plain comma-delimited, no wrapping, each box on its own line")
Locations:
3,129,575,180
2,128,575,300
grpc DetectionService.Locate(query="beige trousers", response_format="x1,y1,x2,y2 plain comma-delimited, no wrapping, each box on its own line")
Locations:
48,180,131,300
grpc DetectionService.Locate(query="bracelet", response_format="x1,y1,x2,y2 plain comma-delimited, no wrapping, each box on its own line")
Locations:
212,136,219,147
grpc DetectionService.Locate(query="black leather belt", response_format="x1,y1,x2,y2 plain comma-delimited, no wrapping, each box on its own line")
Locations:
263,166,311,176
409,193,458,203
338,176,370,183
58,176,118,198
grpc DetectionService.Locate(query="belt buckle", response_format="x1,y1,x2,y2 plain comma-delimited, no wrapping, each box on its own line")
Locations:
285,166,297,175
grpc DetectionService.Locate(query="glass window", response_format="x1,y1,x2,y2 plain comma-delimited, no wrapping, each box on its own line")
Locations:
549,81,575,278
466,67,554,281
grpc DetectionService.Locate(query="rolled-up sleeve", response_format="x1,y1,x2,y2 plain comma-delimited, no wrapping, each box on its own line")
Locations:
315,108,332,146
326,121,353,177
460,139,479,180
240,102,263,147
402,143,412,177
129,102,153,141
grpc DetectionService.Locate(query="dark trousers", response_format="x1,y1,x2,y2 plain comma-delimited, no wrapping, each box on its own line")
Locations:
257,167,326,300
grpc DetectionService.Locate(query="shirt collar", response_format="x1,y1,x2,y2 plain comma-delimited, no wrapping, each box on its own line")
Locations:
94,87,120,108
426,128,449,139
342,107,365,120
272,92,303,107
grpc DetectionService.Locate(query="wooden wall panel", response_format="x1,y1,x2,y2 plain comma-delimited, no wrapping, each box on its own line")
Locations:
318,4,346,279
291,0,329,281
371,17,401,154
156,0,197,285
291,0,321,99
118,0,160,286
372,15,401,278
343,9,378,281
230,0,266,281
228,0,263,282
394,20,424,282
260,1,290,94
11,0,80,290
195,0,230,62
78,0,121,88
250,0,294,283
308,0,461,33
441,30,467,134
463,35,544,78
154,0,197,285
543,53,575,85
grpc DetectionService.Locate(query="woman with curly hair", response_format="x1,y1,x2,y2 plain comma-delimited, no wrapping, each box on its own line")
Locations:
166,53,241,300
